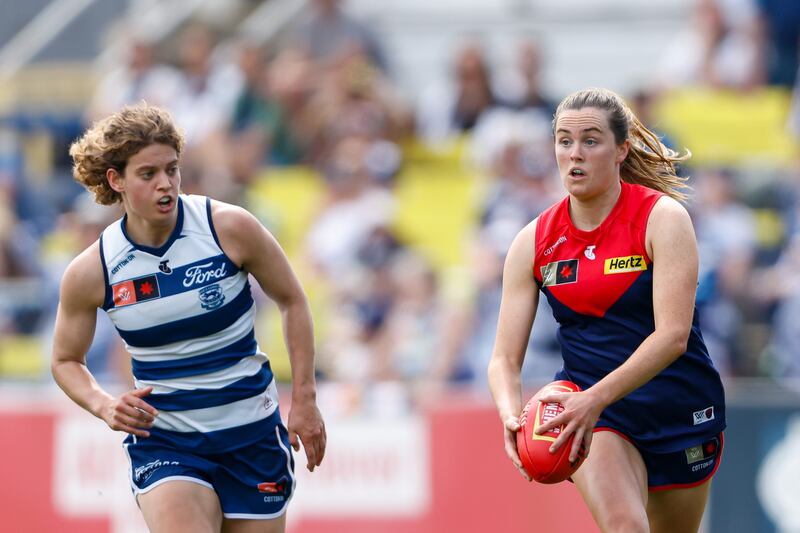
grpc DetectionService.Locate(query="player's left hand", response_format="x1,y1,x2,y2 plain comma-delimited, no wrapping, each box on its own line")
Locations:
287,397,326,472
534,389,606,463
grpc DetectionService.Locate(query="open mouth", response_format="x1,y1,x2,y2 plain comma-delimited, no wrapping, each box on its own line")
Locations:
157,196,174,210
569,168,586,177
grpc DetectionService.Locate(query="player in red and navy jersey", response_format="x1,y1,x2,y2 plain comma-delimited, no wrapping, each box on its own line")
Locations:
489,88,725,532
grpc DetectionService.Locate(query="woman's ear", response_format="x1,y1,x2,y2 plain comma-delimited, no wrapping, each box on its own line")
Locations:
616,139,631,165
107,168,124,193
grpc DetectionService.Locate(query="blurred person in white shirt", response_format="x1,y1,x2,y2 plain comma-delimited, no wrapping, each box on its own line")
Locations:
85,36,182,123
659,0,762,90
691,167,757,375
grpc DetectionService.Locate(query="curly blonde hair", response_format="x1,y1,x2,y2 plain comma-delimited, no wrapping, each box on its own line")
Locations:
69,104,185,205
553,88,690,202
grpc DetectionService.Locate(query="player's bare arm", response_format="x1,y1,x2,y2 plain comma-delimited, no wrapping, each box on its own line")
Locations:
487,219,539,481
211,200,326,472
537,196,699,460
51,242,157,437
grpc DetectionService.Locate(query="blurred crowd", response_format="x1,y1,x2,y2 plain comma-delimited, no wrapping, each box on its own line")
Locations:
2,0,800,399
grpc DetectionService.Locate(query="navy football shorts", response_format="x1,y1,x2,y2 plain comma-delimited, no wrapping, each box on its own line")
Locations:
594,427,724,491
124,410,295,518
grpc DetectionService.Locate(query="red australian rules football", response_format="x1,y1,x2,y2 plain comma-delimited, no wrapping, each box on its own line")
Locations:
516,380,587,484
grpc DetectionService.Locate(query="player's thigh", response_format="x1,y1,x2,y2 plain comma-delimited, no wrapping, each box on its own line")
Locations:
571,430,650,533
137,479,223,533
222,513,286,533
647,479,711,533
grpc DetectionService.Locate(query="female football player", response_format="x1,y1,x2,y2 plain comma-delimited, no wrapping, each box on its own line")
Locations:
488,87,725,532
52,103,326,533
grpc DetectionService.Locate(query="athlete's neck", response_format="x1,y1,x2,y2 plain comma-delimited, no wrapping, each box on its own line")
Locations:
568,180,622,231
125,213,177,248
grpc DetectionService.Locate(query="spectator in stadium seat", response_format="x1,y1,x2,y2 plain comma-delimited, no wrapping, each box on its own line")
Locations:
299,46,410,166
290,0,388,73
0,184,46,334
691,167,757,376
753,0,800,87
52,104,325,533
168,23,243,200
223,40,292,194
659,0,762,90
376,248,458,385
757,231,800,382
304,135,396,282
417,40,498,144
85,36,182,124
489,88,726,533
263,47,316,164
170,23,242,145
751,166,800,382
493,39,555,118
461,110,563,387
316,226,403,383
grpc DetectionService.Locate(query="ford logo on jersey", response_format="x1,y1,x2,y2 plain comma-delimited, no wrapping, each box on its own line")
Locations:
183,261,228,288
199,283,225,310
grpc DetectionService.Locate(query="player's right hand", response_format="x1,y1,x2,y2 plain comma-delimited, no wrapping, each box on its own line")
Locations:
535,388,603,464
287,397,326,472
502,416,531,482
101,386,158,437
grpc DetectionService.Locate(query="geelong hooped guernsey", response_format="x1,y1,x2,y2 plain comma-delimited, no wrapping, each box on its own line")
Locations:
100,195,278,451
533,182,726,453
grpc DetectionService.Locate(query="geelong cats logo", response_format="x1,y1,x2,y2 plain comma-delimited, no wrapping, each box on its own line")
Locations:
199,283,225,310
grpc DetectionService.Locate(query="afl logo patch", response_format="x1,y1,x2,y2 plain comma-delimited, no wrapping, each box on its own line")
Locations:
112,275,160,307
199,283,225,310
604,255,647,274
541,259,579,286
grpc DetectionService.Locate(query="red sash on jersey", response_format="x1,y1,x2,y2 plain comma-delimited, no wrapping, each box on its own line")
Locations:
533,182,663,317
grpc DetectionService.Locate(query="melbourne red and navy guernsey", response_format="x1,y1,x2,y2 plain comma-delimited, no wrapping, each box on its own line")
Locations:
533,181,726,453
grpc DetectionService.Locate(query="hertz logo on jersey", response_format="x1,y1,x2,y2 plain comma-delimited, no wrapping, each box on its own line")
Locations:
604,255,647,274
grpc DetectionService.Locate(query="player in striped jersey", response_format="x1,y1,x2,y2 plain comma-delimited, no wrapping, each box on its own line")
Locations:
52,104,325,533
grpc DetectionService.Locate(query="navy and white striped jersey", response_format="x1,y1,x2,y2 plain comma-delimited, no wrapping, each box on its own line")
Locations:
100,194,278,449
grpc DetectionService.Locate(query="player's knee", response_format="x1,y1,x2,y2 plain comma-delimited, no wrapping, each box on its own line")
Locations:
139,490,222,533
600,507,649,533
